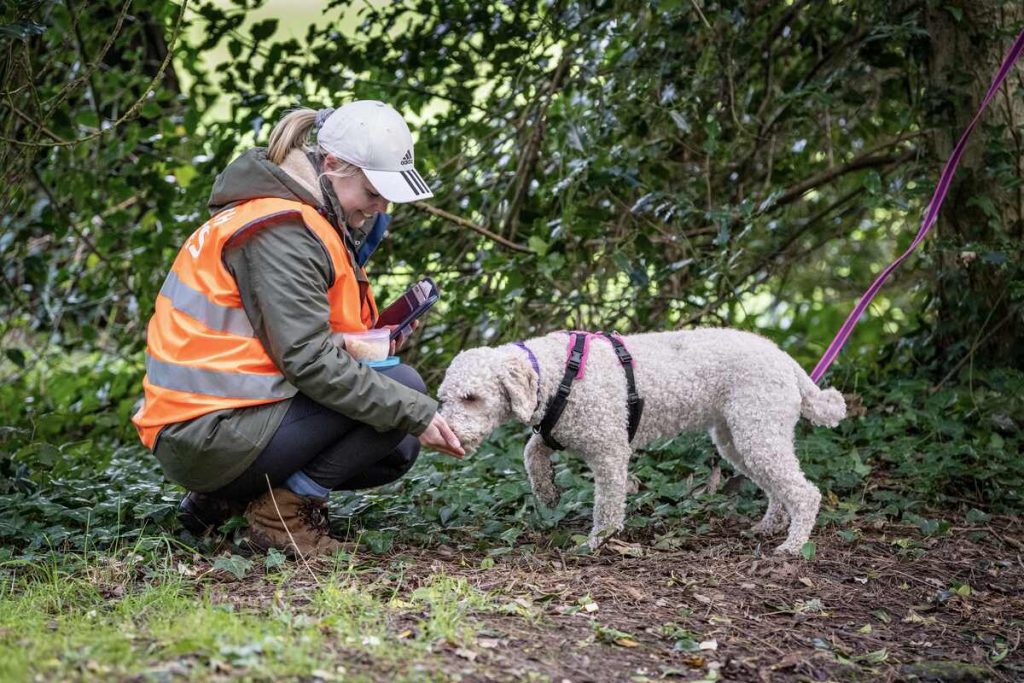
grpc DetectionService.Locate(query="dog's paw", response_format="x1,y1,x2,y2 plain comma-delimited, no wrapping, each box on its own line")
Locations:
750,518,788,536
587,525,622,551
772,541,807,556
749,503,789,536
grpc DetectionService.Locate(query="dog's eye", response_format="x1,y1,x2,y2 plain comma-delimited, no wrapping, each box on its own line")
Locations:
462,394,479,403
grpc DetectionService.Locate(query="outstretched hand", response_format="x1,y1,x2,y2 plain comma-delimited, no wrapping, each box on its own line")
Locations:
418,413,465,459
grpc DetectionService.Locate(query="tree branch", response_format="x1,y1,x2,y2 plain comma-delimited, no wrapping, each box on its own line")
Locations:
412,202,534,253
767,145,918,211
502,50,574,238
2,102,66,143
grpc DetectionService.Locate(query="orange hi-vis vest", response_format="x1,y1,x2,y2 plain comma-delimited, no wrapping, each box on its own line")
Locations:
132,197,378,449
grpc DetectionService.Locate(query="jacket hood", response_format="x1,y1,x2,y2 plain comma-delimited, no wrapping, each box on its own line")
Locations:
207,147,392,266
208,148,321,215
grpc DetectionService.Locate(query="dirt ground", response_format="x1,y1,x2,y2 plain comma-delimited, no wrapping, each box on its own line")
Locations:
205,516,1024,682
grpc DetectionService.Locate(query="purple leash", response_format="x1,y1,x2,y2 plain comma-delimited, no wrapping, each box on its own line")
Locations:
810,28,1024,383
512,341,541,375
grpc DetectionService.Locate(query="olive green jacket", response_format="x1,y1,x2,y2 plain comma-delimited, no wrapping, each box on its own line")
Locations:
152,148,438,492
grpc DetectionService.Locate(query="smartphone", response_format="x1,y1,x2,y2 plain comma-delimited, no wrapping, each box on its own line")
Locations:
375,277,440,340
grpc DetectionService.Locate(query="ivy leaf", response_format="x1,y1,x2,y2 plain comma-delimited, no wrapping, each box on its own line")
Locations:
4,348,26,368
264,548,287,570
213,554,254,580
250,19,278,42
528,235,549,257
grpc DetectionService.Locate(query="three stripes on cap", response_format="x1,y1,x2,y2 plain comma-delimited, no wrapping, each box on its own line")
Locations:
400,168,430,197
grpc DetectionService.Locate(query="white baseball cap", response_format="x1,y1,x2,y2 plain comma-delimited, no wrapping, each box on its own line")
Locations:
317,100,434,203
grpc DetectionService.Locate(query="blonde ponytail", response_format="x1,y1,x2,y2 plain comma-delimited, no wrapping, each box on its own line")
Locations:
266,108,317,164
267,106,364,185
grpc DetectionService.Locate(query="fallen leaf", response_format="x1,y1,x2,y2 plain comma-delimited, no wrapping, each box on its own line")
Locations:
607,538,644,557
903,610,937,624
624,586,645,601
773,652,805,669
682,655,706,668
454,648,477,661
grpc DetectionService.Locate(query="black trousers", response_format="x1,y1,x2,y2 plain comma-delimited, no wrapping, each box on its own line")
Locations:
212,364,426,501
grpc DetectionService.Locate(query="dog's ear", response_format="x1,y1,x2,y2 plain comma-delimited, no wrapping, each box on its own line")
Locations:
500,352,538,423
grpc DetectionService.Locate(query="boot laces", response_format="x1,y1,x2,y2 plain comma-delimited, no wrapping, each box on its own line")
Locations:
299,499,331,535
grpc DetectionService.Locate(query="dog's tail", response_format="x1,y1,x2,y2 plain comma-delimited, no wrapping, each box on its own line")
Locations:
792,361,846,427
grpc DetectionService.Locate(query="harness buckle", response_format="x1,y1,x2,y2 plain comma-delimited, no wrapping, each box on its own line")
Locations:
566,349,584,371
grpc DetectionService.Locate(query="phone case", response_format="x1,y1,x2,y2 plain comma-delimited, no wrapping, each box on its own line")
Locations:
375,277,439,340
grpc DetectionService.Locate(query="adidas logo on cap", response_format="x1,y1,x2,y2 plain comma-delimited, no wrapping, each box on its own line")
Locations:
400,149,413,166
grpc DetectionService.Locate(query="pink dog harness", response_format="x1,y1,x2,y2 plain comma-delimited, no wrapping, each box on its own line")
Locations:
515,331,644,451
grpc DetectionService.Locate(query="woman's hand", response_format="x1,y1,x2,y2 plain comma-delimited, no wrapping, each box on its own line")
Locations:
418,413,465,459
386,320,420,354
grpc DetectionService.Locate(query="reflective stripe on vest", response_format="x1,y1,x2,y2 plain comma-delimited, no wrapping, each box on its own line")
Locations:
132,197,377,449
145,354,295,399
159,271,255,337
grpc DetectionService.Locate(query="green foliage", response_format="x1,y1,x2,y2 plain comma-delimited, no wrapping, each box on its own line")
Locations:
5,0,1021,387
0,362,1021,559
1,1,1022,559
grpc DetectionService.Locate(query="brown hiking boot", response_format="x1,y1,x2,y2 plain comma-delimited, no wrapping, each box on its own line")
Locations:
244,487,343,557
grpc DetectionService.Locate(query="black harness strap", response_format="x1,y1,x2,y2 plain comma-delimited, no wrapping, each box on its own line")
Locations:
535,332,646,451
600,332,646,443
536,332,587,451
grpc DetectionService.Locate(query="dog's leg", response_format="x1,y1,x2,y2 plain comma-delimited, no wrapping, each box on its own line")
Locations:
524,434,560,508
751,499,788,536
587,447,632,548
724,417,820,555
709,423,788,535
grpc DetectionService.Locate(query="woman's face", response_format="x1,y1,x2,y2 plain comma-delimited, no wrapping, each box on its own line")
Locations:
326,161,389,229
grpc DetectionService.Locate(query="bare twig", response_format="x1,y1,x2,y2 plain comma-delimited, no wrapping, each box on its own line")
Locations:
934,300,1020,390
44,0,133,113
5,0,186,149
689,0,712,29
68,0,105,149
503,51,574,238
768,146,917,211
2,103,65,143
412,201,533,253
265,475,321,586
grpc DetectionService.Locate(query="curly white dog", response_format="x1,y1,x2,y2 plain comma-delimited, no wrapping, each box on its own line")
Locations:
437,329,846,555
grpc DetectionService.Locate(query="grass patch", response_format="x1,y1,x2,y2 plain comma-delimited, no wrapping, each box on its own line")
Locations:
0,548,504,681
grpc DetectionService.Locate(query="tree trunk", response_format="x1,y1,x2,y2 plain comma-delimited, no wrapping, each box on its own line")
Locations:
923,1,1024,369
